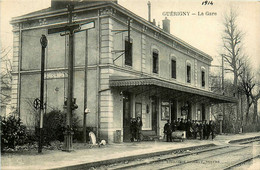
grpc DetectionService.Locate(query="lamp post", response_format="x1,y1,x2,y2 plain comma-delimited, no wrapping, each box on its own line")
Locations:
39,34,47,153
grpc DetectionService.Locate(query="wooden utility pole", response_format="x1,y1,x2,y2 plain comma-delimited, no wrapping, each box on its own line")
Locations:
47,4,94,148
64,4,75,152
39,35,47,153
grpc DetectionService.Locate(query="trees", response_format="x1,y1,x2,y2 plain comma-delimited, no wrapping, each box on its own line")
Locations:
221,8,247,127
239,60,260,124
0,46,12,116
219,7,260,131
221,8,244,94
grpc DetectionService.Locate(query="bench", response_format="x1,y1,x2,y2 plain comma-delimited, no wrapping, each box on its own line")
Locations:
140,130,161,141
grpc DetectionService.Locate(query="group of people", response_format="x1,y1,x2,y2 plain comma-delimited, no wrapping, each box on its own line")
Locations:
130,117,143,142
164,118,215,142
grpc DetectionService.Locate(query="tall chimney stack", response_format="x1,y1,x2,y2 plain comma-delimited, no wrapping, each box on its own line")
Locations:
147,1,151,22
162,17,170,34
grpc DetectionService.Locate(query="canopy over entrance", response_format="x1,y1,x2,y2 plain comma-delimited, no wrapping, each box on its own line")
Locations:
109,76,237,104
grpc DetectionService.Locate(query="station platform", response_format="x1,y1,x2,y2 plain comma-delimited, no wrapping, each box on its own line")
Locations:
1,132,260,170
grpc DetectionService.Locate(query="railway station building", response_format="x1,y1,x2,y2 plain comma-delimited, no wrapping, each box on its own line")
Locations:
10,0,237,143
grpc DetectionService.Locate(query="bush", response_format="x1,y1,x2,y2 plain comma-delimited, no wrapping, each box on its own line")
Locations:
1,115,28,151
243,122,260,133
37,109,80,145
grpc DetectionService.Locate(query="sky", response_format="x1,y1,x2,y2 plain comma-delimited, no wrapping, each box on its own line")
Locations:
1,0,260,74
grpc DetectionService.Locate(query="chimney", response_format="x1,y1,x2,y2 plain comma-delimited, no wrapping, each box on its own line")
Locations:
152,19,156,25
147,1,151,22
162,17,170,34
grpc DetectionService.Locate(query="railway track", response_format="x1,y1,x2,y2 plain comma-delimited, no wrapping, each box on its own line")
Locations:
100,141,260,170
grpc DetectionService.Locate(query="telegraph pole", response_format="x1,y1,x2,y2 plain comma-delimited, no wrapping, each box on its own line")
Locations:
47,4,94,148
39,35,47,153
64,4,75,152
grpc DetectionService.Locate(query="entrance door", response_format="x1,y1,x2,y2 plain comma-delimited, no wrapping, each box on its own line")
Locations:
123,92,131,142
151,97,158,134
171,99,177,122
202,104,206,121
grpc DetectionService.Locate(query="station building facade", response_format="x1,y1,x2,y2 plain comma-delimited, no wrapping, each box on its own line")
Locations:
11,0,236,143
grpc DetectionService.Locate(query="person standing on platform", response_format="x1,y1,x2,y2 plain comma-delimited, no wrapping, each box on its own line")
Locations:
192,120,198,139
130,118,136,142
186,119,192,139
198,121,203,140
179,118,185,131
164,120,172,142
172,119,178,132
136,117,143,142
209,120,215,140
176,118,181,130
203,120,208,140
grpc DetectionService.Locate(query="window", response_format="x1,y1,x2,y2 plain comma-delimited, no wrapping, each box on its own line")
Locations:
125,39,132,66
187,65,191,83
171,59,176,79
153,51,159,74
201,70,205,87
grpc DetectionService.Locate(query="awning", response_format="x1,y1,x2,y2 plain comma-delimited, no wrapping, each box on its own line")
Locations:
109,76,237,104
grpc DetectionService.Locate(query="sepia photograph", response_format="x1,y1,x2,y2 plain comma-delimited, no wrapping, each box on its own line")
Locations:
1,0,260,169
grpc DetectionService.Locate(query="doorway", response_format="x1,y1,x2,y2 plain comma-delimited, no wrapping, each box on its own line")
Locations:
170,99,177,122
123,92,131,142
202,104,206,121
187,101,192,120
151,97,158,134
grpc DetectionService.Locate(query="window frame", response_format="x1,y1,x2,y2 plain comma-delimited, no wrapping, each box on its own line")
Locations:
201,67,206,88
152,50,159,74
186,63,191,83
124,37,133,67
171,59,177,79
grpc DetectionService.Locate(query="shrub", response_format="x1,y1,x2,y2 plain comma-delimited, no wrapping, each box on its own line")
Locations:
36,109,80,145
1,115,28,151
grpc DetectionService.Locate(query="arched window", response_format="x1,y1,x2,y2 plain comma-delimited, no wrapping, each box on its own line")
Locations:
186,61,191,83
201,67,206,87
152,49,159,74
170,55,176,79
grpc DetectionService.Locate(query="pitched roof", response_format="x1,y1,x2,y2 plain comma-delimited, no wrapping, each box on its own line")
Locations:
11,1,213,61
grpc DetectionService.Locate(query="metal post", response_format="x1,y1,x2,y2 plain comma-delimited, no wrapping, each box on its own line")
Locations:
83,30,88,143
64,4,74,152
39,35,47,153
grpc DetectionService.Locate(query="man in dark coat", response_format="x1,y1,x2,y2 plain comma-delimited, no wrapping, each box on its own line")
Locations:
171,119,178,132
192,120,198,139
176,118,181,130
135,117,142,142
179,118,185,131
130,118,136,142
164,120,172,142
186,119,192,139
198,121,203,140
208,120,215,140
203,120,208,140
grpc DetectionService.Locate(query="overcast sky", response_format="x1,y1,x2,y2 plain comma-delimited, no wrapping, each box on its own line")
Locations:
1,0,260,73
